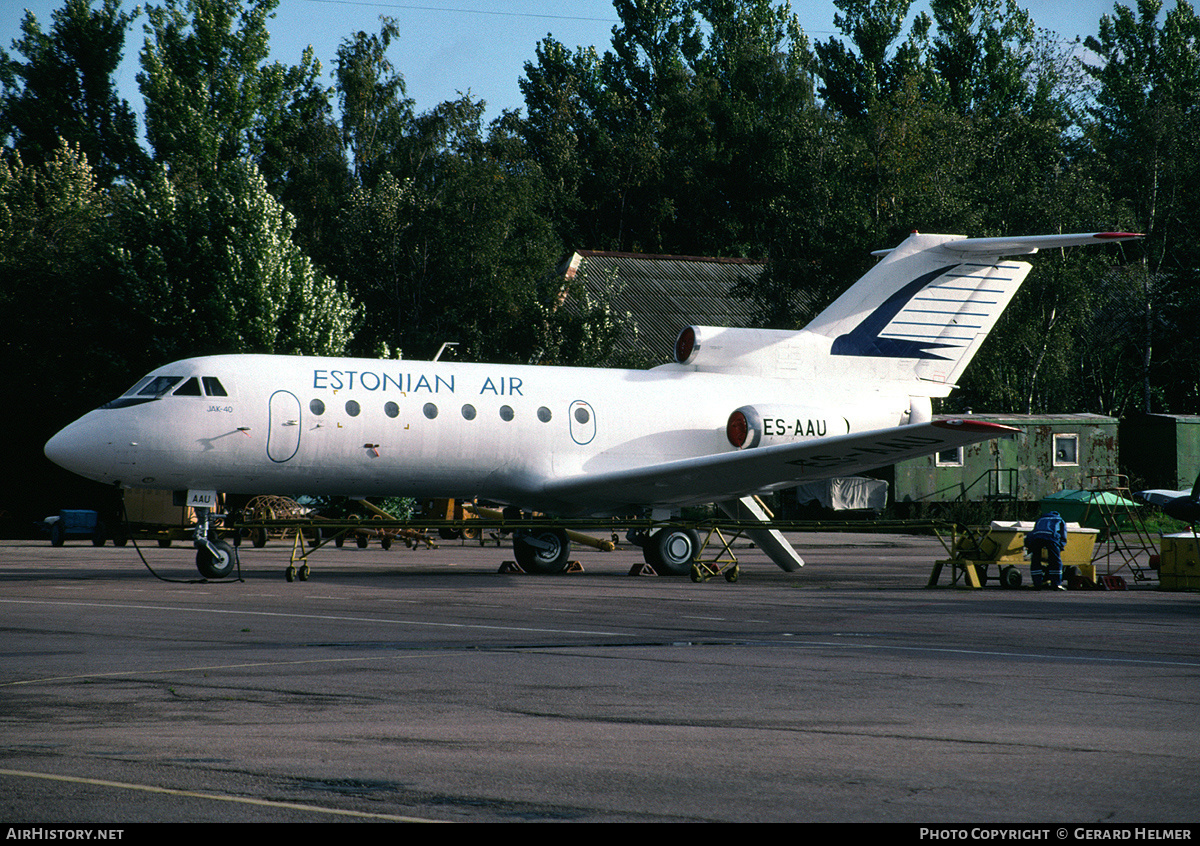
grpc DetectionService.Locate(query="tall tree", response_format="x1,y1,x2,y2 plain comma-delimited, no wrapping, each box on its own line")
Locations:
332,17,414,187
1083,0,1200,412
813,0,928,119
138,0,315,184
334,95,559,361
0,0,146,187
105,158,358,365
258,45,352,269
0,141,130,524
519,0,824,257
926,0,1047,115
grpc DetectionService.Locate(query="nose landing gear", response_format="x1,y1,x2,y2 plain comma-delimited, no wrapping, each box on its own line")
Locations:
194,506,237,579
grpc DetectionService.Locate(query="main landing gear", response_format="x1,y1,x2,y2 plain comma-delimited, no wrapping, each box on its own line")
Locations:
513,527,572,574
628,526,703,576
511,524,703,576
194,505,237,579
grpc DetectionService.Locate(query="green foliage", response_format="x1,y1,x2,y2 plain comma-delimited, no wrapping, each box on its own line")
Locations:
528,264,645,368
814,0,925,118
0,141,117,401
333,17,413,186
4,0,1200,477
518,0,822,260
1082,0,1200,412
330,89,560,362
105,158,358,365
0,140,136,523
139,0,314,184
0,0,146,186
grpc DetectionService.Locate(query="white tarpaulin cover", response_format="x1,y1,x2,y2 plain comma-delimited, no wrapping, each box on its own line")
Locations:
795,477,889,511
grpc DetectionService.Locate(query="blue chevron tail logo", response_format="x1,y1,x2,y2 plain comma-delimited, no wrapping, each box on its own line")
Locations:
831,265,961,360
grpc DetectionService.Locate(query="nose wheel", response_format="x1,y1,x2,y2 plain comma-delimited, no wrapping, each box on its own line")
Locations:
196,538,236,579
193,505,238,579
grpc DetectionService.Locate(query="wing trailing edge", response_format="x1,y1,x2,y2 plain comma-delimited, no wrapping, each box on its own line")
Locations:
540,419,1018,515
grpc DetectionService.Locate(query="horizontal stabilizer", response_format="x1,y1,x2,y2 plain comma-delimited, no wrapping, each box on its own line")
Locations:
938,232,1142,255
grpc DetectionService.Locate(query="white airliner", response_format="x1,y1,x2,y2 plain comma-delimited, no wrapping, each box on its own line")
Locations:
45,231,1141,578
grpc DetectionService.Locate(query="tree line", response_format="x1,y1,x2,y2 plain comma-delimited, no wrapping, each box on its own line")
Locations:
2,0,1198,519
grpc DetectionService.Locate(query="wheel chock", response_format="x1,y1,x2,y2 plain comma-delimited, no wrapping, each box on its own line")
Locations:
498,560,583,574
1100,574,1127,590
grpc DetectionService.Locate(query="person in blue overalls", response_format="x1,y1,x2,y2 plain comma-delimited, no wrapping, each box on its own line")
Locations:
1025,511,1068,590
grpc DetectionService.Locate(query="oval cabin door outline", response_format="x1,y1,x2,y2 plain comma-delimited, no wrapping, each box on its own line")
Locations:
569,400,596,445
267,390,302,463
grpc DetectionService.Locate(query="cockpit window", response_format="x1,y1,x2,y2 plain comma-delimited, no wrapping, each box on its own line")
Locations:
123,377,153,396
173,377,202,396
101,372,229,409
137,376,183,397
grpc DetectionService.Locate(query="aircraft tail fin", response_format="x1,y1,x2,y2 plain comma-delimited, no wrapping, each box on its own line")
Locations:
802,232,1141,394
670,232,1139,391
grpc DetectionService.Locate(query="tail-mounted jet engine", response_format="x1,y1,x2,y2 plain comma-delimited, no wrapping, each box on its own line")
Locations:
726,405,850,450
726,396,934,450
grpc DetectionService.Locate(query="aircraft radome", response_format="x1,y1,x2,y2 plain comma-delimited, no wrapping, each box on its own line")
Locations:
45,231,1142,579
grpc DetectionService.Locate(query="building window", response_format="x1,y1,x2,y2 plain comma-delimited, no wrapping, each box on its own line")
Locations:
1054,433,1079,466
936,446,963,467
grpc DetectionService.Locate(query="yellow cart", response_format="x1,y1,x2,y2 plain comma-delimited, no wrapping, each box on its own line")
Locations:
929,521,1098,588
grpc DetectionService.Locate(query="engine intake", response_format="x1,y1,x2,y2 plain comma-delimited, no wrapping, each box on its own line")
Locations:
727,405,849,449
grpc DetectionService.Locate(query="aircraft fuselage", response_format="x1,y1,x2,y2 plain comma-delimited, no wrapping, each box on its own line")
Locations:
46,352,911,514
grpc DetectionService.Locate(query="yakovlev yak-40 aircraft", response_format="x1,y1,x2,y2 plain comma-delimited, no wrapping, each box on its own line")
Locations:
46,231,1140,578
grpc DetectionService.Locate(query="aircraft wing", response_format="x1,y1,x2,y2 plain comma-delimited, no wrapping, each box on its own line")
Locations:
1133,489,1190,507
540,419,1017,513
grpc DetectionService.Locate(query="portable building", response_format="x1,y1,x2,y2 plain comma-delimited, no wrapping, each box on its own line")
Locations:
888,414,1120,504
1118,413,1200,491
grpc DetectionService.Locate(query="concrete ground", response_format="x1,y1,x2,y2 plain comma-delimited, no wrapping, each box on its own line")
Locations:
1,530,1197,823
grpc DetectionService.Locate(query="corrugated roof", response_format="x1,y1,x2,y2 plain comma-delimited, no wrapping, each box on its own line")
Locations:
559,251,767,363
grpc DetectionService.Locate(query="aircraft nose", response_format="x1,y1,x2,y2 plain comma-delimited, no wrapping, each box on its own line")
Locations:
45,415,113,483
45,420,84,472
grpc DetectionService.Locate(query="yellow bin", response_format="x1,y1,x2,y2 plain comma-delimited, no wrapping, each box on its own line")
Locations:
988,521,1098,581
